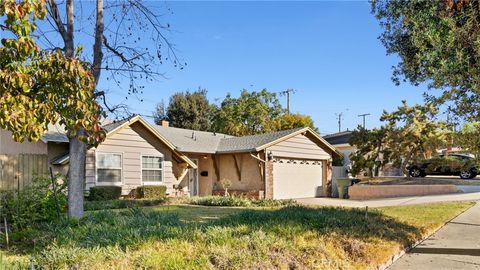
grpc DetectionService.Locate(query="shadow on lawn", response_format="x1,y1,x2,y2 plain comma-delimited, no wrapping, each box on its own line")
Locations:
9,205,422,254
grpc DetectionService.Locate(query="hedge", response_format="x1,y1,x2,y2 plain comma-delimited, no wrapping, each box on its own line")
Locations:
88,186,122,201
136,185,167,199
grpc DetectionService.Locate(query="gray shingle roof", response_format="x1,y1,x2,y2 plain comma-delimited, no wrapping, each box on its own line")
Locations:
323,131,352,145
154,126,234,154
41,123,68,143
216,127,305,153
40,118,126,143
38,115,329,156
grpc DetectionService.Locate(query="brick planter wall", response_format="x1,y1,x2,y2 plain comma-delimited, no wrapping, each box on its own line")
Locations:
348,184,459,200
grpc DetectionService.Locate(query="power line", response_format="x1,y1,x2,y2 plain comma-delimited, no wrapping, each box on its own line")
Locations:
357,113,371,129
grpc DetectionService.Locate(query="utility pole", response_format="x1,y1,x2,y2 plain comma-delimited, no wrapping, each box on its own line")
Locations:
279,89,296,114
335,112,344,132
357,113,371,129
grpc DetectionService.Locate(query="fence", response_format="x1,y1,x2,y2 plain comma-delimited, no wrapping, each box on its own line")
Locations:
0,154,49,190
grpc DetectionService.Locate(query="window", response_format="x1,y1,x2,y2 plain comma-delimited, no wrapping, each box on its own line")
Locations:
142,156,163,183
96,153,122,184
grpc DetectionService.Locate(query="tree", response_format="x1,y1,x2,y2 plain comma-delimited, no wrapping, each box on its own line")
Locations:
154,89,211,130
349,127,388,177
454,122,480,158
372,0,480,121
276,113,318,132
211,89,285,136
1,0,178,218
381,101,448,176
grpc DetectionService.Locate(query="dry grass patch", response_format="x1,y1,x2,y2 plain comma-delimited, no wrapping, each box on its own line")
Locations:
0,202,473,269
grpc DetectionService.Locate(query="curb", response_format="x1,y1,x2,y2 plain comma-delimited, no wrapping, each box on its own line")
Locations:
377,201,477,270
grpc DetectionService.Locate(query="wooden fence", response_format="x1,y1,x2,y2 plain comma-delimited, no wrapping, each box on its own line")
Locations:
0,154,49,190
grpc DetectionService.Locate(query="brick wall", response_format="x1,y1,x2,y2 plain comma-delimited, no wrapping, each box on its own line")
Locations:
265,160,274,199
348,184,458,200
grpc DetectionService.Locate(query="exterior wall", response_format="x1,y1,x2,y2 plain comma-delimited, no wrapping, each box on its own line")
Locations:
269,134,331,160
180,153,217,196
265,160,273,199
215,153,264,192
47,142,69,176
0,129,47,155
85,124,178,195
348,184,458,200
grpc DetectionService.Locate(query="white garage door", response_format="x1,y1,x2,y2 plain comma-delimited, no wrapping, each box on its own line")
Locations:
272,158,323,199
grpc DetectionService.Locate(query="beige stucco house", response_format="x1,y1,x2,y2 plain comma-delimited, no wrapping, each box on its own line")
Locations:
1,115,341,199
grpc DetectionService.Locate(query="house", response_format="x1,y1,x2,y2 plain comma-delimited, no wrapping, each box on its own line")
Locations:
323,131,355,167
0,115,341,199
323,131,402,177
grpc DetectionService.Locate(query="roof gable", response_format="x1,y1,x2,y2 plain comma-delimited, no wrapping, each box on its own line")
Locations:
216,127,342,158
49,115,197,168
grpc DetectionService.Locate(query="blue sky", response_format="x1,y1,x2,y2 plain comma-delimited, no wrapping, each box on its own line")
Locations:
82,1,427,135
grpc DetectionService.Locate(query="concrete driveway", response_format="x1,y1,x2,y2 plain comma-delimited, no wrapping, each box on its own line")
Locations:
296,192,480,208
389,202,480,269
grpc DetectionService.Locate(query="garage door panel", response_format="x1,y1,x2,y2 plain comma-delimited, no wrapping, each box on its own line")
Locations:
272,158,323,199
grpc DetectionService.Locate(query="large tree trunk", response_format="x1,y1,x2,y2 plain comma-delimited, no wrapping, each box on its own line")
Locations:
68,131,86,218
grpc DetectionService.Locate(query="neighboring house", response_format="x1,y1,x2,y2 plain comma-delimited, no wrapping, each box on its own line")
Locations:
323,131,402,177
0,115,341,199
323,131,355,167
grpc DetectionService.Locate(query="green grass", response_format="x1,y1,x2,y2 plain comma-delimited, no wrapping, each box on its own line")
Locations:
0,202,474,269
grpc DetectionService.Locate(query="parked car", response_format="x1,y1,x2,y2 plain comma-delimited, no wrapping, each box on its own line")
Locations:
408,154,478,179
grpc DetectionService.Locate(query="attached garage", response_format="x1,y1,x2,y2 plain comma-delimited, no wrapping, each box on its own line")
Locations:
272,158,323,199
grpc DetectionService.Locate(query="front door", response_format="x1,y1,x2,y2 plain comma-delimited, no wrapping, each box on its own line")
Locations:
188,159,199,196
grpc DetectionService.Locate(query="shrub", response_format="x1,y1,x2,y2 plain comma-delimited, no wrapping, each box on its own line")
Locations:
188,196,298,208
189,196,252,207
136,185,167,199
0,175,67,231
252,199,297,207
88,186,122,201
84,198,168,211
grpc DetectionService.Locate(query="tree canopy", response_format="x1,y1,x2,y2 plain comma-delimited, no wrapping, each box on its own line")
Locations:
0,0,104,144
211,89,284,136
349,101,448,177
153,89,211,131
372,0,480,120
454,122,480,158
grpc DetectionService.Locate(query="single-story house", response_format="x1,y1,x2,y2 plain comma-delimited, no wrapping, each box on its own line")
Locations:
323,131,402,177
0,115,341,199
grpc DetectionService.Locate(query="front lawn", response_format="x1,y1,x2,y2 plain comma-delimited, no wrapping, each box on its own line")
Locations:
0,202,473,269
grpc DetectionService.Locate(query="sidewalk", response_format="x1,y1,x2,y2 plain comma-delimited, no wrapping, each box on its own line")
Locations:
389,202,480,269
296,192,480,208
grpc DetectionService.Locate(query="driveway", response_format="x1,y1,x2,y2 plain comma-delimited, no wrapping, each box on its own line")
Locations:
296,192,480,208
389,202,480,269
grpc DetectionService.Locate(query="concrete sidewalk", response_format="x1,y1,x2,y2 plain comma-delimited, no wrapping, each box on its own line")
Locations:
296,192,480,208
389,202,480,269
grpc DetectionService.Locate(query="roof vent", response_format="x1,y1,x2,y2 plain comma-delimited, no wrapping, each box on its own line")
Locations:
191,131,195,139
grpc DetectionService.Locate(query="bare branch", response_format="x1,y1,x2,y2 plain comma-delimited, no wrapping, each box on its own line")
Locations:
47,0,68,42
92,0,104,84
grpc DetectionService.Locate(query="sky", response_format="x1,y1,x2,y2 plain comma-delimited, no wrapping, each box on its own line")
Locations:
49,1,428,135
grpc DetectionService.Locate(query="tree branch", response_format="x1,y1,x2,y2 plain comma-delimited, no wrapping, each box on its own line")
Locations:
92,0,104,85
47,0,68,42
